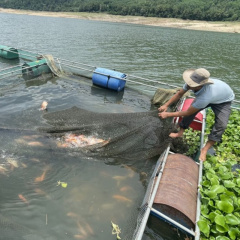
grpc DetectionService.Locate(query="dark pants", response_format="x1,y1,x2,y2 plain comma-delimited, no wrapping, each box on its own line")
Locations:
179,101,232,142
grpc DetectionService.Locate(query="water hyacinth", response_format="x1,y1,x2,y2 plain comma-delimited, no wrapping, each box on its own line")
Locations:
198,109,240,240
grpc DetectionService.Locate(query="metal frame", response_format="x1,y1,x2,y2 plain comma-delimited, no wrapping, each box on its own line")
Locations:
134,145,170,240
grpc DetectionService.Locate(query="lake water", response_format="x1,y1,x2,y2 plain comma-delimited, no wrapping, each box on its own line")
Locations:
0,12,240,240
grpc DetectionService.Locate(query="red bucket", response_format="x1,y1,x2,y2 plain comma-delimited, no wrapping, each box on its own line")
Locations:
174,98,203,131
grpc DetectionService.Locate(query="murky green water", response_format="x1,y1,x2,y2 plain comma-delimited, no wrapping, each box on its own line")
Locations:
0,12,240,240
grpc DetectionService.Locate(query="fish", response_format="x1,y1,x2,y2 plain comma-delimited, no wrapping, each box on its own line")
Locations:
0,165,8,175
101,203,115,210
120,186,133,192
67,212,78,218
22,135,41,140
34,188,51,199
30,158,40,163
74,235,86,239
112,195,132,203
18,194,29,205
21,163,28,168
76,220,88,237
40,101,48,111
112,175,128,181
7,158,19,170
34,166,50,182
85,222,94,235
27,141,44,147
14,138,28,145
112,175,128,186
63,133,109,148
123,165,136,178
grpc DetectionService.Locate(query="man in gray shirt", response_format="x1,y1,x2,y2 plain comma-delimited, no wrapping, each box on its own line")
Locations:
158,68,235,161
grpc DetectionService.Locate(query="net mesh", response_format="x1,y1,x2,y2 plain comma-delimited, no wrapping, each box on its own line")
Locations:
39,107,174,163
152,87,191,106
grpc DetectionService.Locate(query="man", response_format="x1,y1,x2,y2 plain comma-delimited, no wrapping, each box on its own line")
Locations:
158,68,235,161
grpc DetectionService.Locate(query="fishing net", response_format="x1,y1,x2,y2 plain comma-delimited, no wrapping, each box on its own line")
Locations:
152,87,191,106
39,107,174,163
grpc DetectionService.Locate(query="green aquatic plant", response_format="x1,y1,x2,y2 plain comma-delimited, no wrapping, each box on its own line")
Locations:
205,109,240,162
183,128,201,157
199,109,240,239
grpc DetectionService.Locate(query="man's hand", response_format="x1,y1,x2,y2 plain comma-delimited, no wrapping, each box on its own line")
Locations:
158,112,170,119
158,105,168,112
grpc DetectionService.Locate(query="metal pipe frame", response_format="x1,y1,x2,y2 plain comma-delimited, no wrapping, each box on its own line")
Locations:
194,108,206,240
150,208,195,236
134,145,170,240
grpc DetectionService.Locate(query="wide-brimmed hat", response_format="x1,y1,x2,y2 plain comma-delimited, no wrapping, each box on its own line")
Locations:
183,68,214,87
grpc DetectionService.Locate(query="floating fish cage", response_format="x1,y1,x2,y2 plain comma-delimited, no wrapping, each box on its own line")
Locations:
22,59,51,79
0,45,19,59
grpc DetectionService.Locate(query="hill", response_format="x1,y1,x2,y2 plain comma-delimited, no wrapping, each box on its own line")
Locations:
0,0,240,21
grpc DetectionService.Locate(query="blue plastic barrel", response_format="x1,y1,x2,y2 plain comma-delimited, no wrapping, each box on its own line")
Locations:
92,68,126,92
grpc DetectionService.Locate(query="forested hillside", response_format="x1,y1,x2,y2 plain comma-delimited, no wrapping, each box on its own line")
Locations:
0,0,240,21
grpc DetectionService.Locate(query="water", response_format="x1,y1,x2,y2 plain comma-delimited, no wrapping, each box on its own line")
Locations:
0,12,240,240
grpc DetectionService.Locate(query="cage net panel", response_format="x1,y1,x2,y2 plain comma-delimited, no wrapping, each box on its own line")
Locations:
152,87,191,106
39,107,173,162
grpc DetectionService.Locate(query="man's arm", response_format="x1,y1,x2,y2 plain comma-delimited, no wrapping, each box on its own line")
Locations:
158,88,187,112
158,105,199,119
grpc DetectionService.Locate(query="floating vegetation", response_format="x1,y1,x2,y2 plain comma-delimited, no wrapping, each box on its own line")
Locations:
183,128,201,157
198,109,240,240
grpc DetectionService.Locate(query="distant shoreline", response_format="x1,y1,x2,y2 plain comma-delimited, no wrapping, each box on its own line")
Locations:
1,8,240,33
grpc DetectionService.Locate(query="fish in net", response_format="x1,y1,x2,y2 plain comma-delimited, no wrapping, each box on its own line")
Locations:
39,107,175,162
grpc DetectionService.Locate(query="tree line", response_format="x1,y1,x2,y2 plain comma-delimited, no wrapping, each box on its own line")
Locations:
0,0,240,21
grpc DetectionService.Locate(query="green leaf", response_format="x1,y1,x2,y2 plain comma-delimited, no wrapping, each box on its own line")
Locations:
204,162,212,169
209,237,216,240
210,177,219,186
228,227,240,240
207,185,225,198
224,180,236,188
216,236,230,240
211,185,226,194
220,172,233,180
208,211,217,223
216,223,229,233
206,172,218,181
202,180,211,187
215,214,226,227
217,200,234,213
225,214,240,225
224,190,235,197
197,218,210,237
201,204,209,218
206,190,218,199
220,194,231,201
209,200,214,207
237,178,240,187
